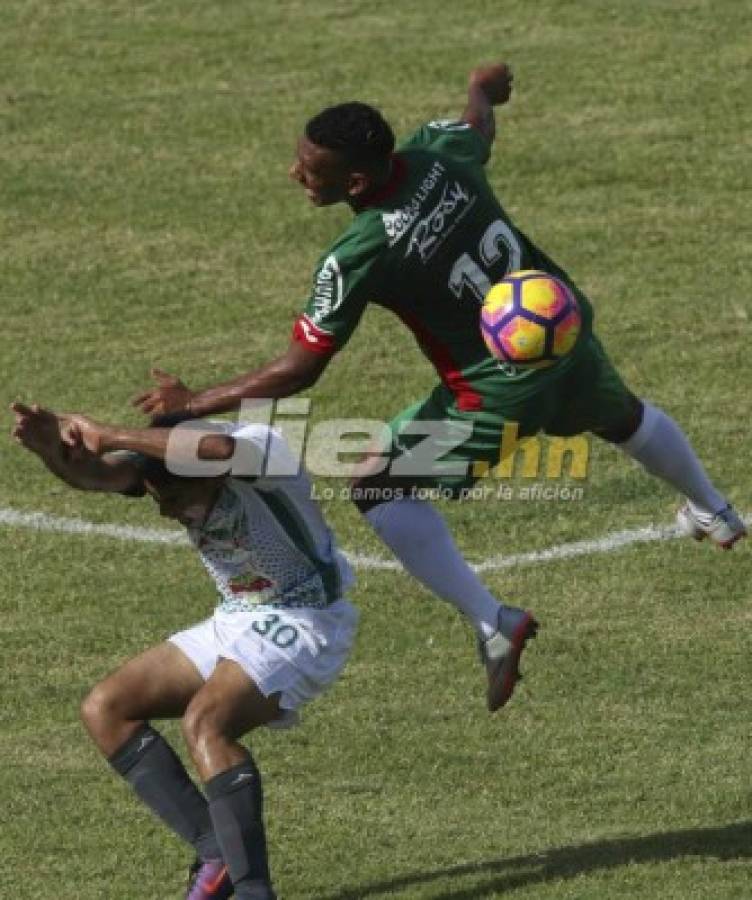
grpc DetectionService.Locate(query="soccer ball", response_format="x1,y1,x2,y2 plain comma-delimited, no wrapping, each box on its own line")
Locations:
480,270,582,368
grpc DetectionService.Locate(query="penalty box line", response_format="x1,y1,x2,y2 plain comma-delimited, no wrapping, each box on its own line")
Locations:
1,506,747,573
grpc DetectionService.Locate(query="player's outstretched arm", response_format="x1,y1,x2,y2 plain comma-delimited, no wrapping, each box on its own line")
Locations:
10,403,142,494
65,415,237,464
132,341,331,419
461,62,514,145
12,403,239,491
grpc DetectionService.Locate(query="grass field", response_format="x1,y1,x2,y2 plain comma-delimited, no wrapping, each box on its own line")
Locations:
1,1,751,898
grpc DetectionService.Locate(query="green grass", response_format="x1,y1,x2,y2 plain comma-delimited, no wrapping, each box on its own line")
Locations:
1,1,751,897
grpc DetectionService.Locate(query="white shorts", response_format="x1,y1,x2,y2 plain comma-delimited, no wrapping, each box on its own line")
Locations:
169,600,359,728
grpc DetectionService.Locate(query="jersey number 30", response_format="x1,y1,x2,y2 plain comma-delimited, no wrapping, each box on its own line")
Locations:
448,218,522,303
251,613,299,648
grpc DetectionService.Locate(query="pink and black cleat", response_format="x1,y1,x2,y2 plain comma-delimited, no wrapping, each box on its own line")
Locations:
186,858,233,900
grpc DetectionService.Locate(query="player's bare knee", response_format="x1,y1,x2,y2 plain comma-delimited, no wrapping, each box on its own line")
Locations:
181,698,226,756
80,680,120,732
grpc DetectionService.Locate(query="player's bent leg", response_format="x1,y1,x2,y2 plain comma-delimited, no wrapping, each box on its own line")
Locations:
81,641,223,873
597,398,746,549
183,660,279,900
350,401,506,643
561,337,745,549
81,640,205,756
182,658,282,782
352,458,538,712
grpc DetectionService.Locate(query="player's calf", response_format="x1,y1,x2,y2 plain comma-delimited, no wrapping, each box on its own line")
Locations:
181,660,282,781
181,664,283,900
203,756,276,900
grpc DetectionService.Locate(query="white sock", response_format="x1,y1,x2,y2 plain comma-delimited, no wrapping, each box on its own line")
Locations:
365,497,501,639
618,402,726,517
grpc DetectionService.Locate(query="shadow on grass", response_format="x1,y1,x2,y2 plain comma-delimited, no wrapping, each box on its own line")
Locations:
323,820,752,899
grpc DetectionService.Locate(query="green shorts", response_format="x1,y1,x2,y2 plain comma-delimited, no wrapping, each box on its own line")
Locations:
386,335,636,495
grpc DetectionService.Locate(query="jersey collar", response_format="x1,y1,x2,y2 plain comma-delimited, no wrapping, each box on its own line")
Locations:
355,154,408,209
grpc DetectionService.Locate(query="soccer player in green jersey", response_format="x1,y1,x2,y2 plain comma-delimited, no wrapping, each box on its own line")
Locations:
134,62,746,712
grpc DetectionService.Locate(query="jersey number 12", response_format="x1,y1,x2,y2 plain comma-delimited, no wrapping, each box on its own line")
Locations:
448,218,522,303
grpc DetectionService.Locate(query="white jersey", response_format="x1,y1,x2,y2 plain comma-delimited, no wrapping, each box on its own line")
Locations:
186,424,354,613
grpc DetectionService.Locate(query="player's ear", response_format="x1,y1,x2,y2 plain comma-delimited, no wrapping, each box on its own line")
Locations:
346,170,371,199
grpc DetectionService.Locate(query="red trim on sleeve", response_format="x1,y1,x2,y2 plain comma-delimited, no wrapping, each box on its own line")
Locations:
292,315,337,355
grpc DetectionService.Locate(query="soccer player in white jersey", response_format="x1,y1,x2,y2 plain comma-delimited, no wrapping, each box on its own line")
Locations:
11,401,359,900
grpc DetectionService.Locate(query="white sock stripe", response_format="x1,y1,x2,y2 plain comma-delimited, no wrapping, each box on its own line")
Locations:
1,505,748,573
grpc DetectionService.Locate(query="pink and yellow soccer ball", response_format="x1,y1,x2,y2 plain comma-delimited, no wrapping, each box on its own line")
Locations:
480,270,582,368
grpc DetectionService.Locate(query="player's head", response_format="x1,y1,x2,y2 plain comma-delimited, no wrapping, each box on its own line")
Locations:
141,414,226,527
141,458,224,528
291,101,395,207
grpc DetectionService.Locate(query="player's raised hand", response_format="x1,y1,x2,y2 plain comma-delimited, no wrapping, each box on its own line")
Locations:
10,402,65,455
468,63,514,105
132,368,194,419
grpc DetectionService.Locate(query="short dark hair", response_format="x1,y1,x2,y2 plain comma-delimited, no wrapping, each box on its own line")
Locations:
305,102,395,168
140,411,201,489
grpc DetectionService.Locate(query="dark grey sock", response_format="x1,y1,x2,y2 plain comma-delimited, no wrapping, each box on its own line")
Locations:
205,756,275,900
108,723,221,861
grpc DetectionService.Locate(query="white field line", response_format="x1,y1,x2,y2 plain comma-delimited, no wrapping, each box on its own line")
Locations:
1,505,747,572
0,506,188,546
